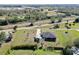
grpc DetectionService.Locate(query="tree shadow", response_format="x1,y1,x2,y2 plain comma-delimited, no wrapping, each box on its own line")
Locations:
11,45,36,51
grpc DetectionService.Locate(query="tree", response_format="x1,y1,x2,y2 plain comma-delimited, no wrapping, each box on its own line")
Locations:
13,25,17,32
29,22,33,26
65,12,71,16
50,16,62,23
74,18,79,23
65,25,71,29
50,17,56,23
53,24,59,29
73,38,79,48
67,20,69,23
0,20,8,26
0,32,5,47
63,46,73,55
58,17,62,22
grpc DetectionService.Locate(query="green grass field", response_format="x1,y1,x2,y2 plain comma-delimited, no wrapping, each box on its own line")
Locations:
0,28,79,55
0,24,79,55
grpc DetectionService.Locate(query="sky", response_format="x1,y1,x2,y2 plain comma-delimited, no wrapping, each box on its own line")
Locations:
0,0,79,4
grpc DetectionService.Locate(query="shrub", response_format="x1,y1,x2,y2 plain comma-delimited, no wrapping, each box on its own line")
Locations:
63,46,73,55
7,19,18,24
74,18,79,23
53,24,59,29
69,24,71,26
0,32,6,44
11,44,37,51
73,38,79,48
13,25,17,31
0,20,8,26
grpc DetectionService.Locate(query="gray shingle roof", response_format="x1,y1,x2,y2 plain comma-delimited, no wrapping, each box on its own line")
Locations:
41,32,56,39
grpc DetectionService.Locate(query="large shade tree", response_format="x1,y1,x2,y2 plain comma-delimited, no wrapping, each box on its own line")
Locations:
0,32,6,46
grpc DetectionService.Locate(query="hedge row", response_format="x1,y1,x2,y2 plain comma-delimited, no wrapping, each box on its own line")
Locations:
11,44,37,51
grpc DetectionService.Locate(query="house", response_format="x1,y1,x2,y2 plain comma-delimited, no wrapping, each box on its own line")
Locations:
34,29,56,42
41,32,56,42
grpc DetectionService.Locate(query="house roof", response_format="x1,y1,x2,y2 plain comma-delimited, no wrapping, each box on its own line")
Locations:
41,32,56,39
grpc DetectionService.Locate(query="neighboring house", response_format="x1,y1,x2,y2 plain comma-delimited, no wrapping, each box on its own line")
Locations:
5,32,12,42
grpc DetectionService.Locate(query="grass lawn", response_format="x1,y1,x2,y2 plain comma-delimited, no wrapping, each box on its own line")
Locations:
0,42,11,55
41,28,79,46
11,29,37,47
10,28,79,55
10,50,34,55
33,49,62,55
0,25,79,55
